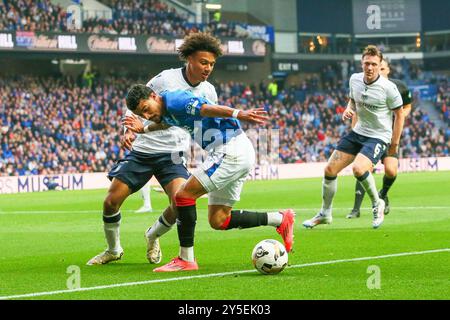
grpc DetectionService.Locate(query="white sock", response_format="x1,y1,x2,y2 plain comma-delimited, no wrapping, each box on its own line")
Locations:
103,211,122,254
267,212,283,227
321,176,337,216
358,172,380,206
141,182,151,208
146,215,173,240
179,246,195,262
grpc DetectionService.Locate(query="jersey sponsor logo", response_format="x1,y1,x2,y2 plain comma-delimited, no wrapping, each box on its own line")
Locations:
359,102,378,110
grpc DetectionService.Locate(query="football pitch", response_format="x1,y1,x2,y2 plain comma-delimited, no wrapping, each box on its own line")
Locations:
0,171,449,300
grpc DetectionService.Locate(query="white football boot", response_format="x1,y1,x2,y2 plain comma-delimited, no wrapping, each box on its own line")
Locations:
86,250,124,265
145,235,162,264
303,211,332,229
372,199,385,229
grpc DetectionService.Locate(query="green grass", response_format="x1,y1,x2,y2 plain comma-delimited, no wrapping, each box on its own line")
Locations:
0,171,449,300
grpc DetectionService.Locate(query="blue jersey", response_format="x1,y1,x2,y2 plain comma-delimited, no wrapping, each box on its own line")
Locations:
161,90,242,150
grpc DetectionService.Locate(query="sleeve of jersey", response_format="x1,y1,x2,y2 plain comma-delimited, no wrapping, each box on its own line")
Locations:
184,96,209,116
166,91,209,117
146,73,164,94
387,84,404,110
348,75,354,99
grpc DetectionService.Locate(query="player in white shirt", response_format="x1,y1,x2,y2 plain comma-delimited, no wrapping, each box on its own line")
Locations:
303,45,405,229
87,33,221,265
347,58,413,218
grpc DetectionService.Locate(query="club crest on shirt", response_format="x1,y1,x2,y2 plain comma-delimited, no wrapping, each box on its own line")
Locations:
185,99,199,115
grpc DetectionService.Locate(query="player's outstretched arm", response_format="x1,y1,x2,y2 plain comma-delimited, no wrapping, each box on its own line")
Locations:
200,104,268,125
122,115,170,134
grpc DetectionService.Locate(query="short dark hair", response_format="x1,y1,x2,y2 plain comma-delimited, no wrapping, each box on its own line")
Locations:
126,84,152,111
362,45,383,62
178,32,223,60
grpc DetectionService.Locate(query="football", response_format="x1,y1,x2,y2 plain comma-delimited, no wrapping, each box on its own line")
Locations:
251,239,288,275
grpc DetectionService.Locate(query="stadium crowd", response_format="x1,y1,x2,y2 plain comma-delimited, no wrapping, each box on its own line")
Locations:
436,77,450,126
0,0,248,38
1,74,448,176
0,75,130,176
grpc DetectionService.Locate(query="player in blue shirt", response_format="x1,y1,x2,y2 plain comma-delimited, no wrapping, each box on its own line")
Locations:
124,84,295,272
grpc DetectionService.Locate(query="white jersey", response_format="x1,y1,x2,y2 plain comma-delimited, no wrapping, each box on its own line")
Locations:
349,72,403,144
128,67,218,154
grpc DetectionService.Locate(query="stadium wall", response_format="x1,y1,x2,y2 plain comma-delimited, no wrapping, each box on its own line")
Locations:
1,157,449,194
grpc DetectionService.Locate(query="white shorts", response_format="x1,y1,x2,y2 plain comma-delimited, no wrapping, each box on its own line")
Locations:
193,132,255,207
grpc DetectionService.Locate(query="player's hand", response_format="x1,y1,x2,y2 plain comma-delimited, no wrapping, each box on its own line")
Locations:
120,129,136,151
238,108,269,125
387,143,399,157
342,107,355,121
122,115,145,134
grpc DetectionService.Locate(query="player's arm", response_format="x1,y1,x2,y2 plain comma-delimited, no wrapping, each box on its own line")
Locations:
389,106,405,156
122,115,170,134
342,98,356,121
351,113,358,129
120,110,137,150
402,103,412,117
199,104,268,125
399,82,413,118
387,82,406,156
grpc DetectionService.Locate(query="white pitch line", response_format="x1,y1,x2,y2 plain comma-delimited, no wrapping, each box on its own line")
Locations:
1,206,449,215
0,248,448,300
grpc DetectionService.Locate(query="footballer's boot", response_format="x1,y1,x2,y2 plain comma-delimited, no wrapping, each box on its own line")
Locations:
372,199,385,229
276,209,296,252
145,234,162,264
346,209,361,219
135,205,153,213
379,192,390,215
303,211,332,229
86,249,124,265
153,257,198,272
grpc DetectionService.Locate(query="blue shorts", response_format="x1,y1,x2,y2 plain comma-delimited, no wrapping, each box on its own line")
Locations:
336,131,387,165
107,150,190,193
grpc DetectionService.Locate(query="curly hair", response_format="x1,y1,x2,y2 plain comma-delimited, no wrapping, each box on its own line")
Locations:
178,32,223,60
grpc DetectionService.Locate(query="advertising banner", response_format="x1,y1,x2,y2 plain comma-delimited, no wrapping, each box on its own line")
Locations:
353,0,422,34
0,31,266,57
1,157,449,194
